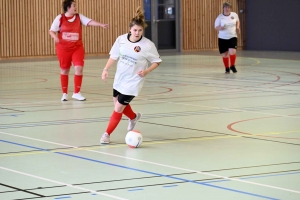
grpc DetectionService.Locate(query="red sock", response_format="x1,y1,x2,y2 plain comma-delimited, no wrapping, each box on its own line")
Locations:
60,74,68,94
74,75,83,93
222,57,229,68
230,54,236,66
123,104,136,120
106,111,123,135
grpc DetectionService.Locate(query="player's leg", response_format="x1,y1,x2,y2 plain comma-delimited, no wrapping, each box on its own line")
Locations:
106,100,127,134
222,51,230,74
123,104,141,131
112,92,141,130
72,46,86,100
229,37,238,73
101,90,136,144
57,48,72,101
218,38,230,73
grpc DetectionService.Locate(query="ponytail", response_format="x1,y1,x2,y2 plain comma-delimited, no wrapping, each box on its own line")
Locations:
129,7,148,29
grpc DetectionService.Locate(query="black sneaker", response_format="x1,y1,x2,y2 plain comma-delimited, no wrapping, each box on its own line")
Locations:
230,65,237,73
225,68,230,74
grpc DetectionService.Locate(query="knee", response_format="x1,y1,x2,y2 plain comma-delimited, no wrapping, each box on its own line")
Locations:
75,67,83,75
222,53,229,57
229,49,236,55
114,108,123,113
60,69,70,75
114,103,125,113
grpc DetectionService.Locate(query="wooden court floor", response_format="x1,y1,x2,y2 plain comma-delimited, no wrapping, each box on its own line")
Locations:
0,50,300,200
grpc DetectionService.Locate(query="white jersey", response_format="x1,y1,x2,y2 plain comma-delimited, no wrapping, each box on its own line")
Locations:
214,12,239,39
49,13,92,32
109,34,162,96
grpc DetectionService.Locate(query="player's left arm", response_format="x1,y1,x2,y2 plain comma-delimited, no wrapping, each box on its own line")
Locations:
80,14,109,28
138,62,161,77
88,20,109,28
236,14,240,34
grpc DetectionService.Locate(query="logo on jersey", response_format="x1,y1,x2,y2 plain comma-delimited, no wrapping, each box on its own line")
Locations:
231,16,234,19
134,46,141,52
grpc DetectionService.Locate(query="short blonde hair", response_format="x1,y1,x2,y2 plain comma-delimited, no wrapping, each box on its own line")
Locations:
223,2,232,8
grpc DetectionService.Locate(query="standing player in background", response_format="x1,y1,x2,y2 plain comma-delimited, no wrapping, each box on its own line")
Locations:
214,2,240,74
49,0,108,101
100,7,162,144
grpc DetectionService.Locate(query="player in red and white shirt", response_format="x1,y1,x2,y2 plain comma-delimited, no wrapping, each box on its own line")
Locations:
100,7,162,144
49,0,108,101
215,2,240,74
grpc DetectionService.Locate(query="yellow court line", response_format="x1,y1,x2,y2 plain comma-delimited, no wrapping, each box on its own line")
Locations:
0,151,49,158
261,130,300,135
0,135,240,158
0,144,128,158
248,57,261,66
1,129,299,159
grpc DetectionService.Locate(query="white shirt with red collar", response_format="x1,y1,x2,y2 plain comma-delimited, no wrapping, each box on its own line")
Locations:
215,12,239,39
109,34,162,96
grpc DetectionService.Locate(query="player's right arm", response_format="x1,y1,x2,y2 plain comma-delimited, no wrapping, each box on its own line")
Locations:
214,15,225,31
102,58,116,82
49,15,61,43
102,36,121,82
49,31,59,43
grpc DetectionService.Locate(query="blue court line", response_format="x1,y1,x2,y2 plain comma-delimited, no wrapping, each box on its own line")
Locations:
128,188,144,192
202,171,300,185
163,184,178,188
0,110,235,129
54,196,71,199
240,171,300,180
0,114,24,117
0,139,279,200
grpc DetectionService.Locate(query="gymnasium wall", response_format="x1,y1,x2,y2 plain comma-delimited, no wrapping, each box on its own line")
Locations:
0,0,246,58
181,0,246,51
0,0,141,58
246,0,300,51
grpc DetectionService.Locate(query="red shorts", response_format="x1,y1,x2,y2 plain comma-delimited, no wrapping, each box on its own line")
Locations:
56,45,85,69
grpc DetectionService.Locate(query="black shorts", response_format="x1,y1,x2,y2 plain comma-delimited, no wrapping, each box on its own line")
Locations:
218,37,238,54
113,89,135,105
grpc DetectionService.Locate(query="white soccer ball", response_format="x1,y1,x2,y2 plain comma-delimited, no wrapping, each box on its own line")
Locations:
125,130,143,148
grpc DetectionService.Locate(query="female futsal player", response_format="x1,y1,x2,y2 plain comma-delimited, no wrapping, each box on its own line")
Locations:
49,0,108,101
100,7,162,144
214,2,240,74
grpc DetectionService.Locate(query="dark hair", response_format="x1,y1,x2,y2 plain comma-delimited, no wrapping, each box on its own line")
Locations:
223,2,232,8
62,0,75,13
129,7,148,29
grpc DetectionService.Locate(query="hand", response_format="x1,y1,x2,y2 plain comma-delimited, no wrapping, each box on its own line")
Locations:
220,26,226,30
54,37,59,43
138,70,148,77
101,24,109,29
102,70,108,82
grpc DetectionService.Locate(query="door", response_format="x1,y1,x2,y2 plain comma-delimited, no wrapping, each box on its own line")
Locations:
144,0,180,51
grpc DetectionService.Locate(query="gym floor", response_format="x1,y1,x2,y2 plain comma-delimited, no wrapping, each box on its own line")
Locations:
0,50,300,200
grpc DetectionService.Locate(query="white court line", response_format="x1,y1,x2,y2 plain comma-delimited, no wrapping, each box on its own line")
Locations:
141,87,299,97
0,166,128,200
0,101,63,106
0,90,297,108
1,85,297,107
140,99,300,119
1,131,300,194
0,132,78,148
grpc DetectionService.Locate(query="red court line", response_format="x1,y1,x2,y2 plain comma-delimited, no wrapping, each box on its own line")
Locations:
270,71,300,88
227,116,300,140
248,71,280,87
1,78,47,86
